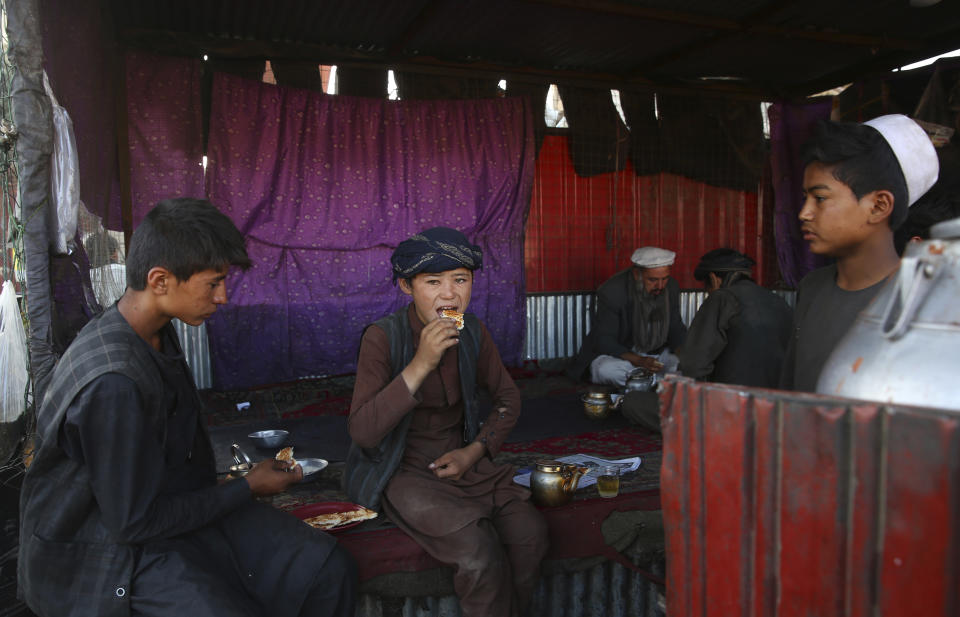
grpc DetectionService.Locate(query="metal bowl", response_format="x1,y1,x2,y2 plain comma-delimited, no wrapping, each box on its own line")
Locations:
297,458,329,483
581,392,612,420
247,429,289,448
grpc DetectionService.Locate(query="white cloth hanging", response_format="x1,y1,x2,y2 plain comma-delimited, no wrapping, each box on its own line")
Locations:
0,280,29,423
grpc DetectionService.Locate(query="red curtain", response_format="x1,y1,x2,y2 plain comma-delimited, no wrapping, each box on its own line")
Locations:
525,135,777,292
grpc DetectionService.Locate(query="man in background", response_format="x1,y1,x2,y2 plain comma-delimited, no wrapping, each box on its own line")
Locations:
677,248,792,388
568,246,686,387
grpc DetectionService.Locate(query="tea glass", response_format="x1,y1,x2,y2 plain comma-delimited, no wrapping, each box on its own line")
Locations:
596,465,621,498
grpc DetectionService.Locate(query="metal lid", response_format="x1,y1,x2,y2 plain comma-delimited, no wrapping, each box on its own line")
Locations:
930,216,960,240
536,459,563,472
586,391,609,399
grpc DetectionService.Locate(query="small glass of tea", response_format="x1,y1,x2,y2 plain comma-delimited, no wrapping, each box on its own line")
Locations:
596,465,621,498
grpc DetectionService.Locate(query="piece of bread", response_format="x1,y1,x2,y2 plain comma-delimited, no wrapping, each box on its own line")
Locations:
338,506,379,524
440,309,464,330
303,512,346,530
275,446,297,467
302,506,378,530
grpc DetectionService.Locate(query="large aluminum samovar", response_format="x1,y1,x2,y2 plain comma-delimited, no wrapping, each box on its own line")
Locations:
817,216,960,410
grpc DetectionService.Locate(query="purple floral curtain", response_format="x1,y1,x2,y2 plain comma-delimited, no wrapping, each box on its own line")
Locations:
126,51,205,227
204,73,535,389
769,99,833,287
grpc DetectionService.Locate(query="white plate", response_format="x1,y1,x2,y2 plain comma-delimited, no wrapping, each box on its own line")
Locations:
297,458,328,482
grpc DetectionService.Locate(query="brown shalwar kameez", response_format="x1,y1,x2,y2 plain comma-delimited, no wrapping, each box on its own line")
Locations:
349,304,549,617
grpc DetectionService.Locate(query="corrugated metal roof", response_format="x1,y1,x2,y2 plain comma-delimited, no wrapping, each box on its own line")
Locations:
110,0,960,98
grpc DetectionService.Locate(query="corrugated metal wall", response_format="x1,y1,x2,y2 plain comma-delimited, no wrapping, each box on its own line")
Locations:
356,559,665,617
525,135,778,293
525,293,596,360
171,319,212,389
176,291,797,382
524,290,796,361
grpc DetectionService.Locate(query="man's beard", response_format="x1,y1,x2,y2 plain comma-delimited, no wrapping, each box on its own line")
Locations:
632,281,670,354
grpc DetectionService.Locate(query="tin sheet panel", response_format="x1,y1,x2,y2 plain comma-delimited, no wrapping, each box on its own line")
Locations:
524,290,795,360
659,376,960,617
172,319,212,390
356,559,665,617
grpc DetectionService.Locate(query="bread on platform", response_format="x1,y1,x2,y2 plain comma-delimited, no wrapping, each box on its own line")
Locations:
303,506,378,530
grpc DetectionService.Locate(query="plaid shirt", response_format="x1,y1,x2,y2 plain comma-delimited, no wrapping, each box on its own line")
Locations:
19,307,177,616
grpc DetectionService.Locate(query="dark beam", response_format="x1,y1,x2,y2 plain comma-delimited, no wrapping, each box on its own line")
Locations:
628,0,803,79
386,0,445,56
793,32,960,99
624,0,932,89
522,0,923,49
116,28,776,100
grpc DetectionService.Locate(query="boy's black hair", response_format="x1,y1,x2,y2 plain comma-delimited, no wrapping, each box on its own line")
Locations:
125,198,251,290
802,120,910,230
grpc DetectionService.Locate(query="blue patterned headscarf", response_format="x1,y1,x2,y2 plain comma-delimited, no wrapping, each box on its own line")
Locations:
391,227,483,284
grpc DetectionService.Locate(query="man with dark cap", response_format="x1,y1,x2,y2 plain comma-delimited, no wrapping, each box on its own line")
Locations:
568,246,687,386
677,249,793,388
343,227,548,617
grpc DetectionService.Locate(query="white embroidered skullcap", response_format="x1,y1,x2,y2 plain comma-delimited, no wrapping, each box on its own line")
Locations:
863,114,939,206
630,246,676,268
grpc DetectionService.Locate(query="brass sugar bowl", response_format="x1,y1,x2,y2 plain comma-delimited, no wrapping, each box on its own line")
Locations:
529,459,588,507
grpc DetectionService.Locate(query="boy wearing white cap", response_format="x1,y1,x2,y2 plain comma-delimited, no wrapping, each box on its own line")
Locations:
567,246,687,386
780,114,939,391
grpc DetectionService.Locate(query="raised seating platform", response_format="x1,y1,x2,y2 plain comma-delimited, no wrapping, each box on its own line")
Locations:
204,370,667,616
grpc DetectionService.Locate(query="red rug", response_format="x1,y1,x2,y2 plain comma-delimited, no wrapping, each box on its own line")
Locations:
500,426,661,457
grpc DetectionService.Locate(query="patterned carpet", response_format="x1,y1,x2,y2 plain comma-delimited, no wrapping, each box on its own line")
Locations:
199,374,356,426
198,363,582,426
258,432,662,515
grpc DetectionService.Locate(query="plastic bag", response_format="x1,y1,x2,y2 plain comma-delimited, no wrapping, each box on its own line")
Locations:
0,280,29,423
45,71,80,255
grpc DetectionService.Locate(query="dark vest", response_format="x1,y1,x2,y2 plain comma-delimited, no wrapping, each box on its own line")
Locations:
19,306,174,617
341,307,482,511
711,280,793,388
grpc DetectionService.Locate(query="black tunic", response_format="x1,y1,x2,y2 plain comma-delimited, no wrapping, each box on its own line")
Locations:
779,264,888,392
677,279,793,388
21,311,352,617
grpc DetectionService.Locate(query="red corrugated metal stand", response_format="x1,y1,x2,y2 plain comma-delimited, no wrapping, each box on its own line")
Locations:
659,376,960,617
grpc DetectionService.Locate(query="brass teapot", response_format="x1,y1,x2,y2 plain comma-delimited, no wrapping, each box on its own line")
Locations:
581,391,612,420
529,459,588,507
